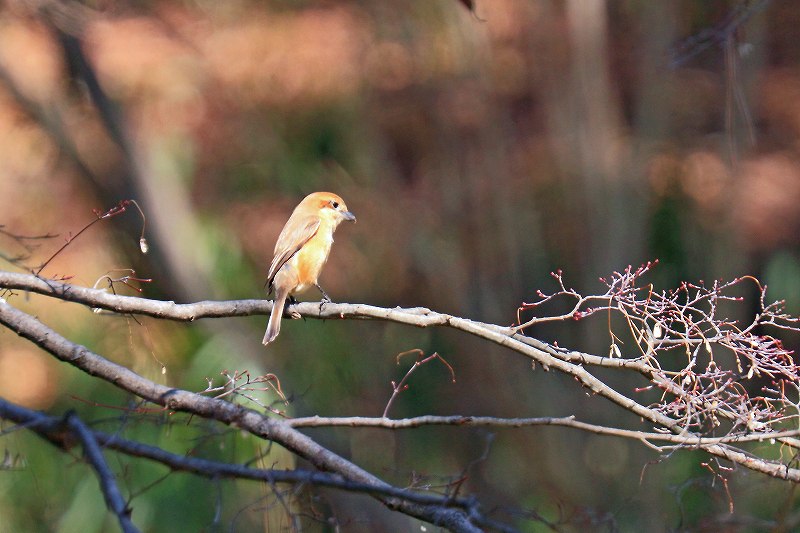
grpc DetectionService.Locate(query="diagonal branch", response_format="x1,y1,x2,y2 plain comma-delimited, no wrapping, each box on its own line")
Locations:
65,412,139,533
0,298,484,533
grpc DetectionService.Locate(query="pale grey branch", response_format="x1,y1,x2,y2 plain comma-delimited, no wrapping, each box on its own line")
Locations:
2,271,800,485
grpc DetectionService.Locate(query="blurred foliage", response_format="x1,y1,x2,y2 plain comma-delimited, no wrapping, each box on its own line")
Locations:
1,0,800,531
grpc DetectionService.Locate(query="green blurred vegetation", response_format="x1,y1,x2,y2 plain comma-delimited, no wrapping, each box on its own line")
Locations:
1,0,800,531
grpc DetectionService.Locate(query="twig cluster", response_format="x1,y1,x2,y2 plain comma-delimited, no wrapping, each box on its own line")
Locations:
200,369,288,416
516,262,800,445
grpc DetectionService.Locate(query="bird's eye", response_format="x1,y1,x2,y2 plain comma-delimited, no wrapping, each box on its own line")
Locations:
331,201,339,209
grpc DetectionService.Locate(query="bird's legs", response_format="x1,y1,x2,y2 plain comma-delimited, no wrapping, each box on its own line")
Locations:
315,283,332,312
314,283,332,302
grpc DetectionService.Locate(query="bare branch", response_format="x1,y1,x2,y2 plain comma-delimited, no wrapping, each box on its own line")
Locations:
2,269,800,485
35,200,142,276
0,296,485,532
0,272,691,432
383,350,456,418
0,398,484,517
289,414,800,446
65,413,139,533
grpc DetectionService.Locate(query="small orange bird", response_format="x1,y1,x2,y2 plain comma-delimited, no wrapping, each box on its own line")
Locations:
263,192,356,345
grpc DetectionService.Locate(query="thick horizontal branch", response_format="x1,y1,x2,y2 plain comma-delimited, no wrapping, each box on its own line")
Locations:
0,272,680,427
0,272,662,372
0,271,696,435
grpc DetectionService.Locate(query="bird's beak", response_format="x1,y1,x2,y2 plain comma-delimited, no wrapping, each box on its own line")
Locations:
342,210,356,222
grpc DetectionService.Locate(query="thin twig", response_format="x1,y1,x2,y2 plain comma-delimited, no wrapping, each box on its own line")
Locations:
288,414,800,446
383,350,456,418
35,201,132,276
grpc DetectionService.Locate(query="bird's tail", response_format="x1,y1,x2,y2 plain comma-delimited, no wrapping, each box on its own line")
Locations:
263,289,288,345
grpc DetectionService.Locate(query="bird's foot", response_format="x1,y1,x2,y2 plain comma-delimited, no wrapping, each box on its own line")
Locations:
315,283,332,312
285,296,302,319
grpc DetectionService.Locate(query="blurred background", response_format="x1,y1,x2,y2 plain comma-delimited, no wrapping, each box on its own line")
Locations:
1,0,800,531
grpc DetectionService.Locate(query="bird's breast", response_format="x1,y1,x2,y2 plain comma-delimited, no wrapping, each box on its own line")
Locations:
291,229,334,292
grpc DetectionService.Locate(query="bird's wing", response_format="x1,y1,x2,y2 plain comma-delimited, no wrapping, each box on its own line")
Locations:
266,215,321,290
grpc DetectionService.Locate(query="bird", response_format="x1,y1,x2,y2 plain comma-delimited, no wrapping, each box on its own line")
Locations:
263,192,356,345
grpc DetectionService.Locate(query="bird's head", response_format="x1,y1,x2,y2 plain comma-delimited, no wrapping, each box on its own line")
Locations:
303,192,356,226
